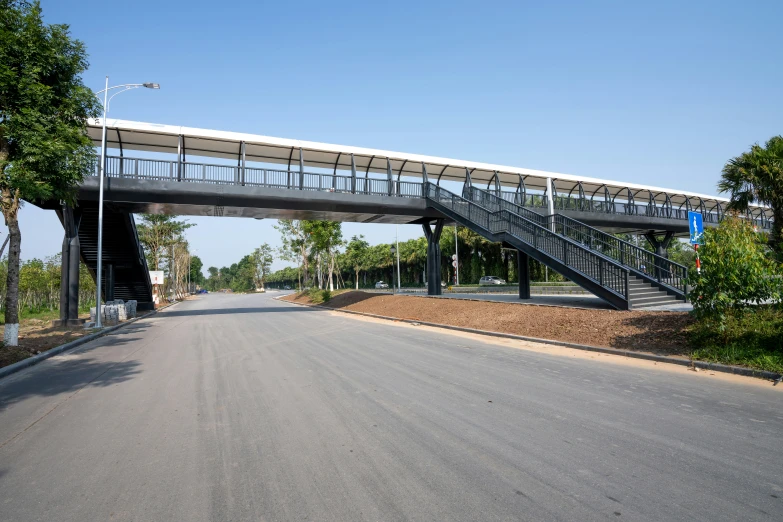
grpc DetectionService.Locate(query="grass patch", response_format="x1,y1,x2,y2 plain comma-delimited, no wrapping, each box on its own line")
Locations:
0,305,95,325
689,307,783,374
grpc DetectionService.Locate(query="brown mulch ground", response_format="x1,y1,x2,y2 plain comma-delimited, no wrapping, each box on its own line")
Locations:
284,291,695,355
0,315,90,369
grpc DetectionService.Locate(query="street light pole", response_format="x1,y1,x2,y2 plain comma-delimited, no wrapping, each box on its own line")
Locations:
93,79,160,327
395,225,401,291
390,244,397,295
95,76,109,327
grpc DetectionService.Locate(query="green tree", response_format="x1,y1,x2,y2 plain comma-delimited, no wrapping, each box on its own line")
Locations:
136,214,193,271
718,136,783,259
189,255,204,287
306,221,343,290
0,1,100,345
251,244,274,290
275,220,310,289
345,235,370,289
689,216,782,322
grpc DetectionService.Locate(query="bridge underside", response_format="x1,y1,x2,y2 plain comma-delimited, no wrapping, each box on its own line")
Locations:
37,177,449,225
38,177,694,234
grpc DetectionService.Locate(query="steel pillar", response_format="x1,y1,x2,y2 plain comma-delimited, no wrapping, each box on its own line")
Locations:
53,206,85,327
104,263,115,303
518,251,531,300
422,219,444,295
644,231,674,280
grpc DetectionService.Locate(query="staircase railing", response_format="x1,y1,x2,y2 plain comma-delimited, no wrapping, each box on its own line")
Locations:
550,214,688,295
468,186,688,297
462,185,549,228
427,183,629,300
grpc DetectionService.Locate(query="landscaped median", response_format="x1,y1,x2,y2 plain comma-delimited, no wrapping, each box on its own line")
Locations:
281,290,783,376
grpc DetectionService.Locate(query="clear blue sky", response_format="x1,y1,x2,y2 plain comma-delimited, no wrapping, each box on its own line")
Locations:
16,0,783,273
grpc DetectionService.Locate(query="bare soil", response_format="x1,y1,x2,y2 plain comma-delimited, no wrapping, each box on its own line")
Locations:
283,291,694,355
0,314,91,369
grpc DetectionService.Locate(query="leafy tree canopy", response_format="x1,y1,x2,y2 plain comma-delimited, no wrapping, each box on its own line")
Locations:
718,135,783,259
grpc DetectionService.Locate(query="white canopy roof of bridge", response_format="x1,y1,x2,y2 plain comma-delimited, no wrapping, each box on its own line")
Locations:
87,119,770,217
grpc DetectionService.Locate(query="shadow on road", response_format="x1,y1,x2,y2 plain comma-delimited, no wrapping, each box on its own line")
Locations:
162,306,317,317
0,326,150,409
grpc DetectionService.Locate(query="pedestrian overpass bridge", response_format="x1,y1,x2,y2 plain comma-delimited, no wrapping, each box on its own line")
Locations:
36,119,773,322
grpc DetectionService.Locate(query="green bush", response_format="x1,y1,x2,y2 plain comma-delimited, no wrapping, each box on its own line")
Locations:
690,306,783,373
308,287,324,304
321,289,332,302
689,216,782,323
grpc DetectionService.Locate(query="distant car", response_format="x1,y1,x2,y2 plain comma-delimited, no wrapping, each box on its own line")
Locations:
375,281,389,289
284,285,291,290
479,276,506,286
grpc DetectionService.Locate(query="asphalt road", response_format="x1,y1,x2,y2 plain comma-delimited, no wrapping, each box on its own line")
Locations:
0,292,781,521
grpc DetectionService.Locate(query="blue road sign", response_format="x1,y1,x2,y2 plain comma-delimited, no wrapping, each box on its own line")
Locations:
688,211,704,244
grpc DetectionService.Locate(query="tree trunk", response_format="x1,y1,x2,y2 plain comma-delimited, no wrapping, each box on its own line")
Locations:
328,254,334,291
2,188,21,346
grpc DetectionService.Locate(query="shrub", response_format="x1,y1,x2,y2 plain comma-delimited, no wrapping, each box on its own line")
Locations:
690,306,783,373
321,289,332,302
308,287,324,304
689,216,782,323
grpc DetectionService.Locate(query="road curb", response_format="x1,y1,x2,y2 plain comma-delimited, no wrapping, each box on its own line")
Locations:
0,301,179,381
278,297,782,383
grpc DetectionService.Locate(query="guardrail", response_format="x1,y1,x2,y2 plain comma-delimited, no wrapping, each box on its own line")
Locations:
551,194,771,231
98,156,424,198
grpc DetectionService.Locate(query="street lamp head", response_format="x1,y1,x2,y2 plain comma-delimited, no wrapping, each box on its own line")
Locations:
390,245,396,254
143,83,160,89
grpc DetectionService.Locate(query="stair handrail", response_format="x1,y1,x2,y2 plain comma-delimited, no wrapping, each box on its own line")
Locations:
427,183,630,300
550,214,688,295
468,186,688,296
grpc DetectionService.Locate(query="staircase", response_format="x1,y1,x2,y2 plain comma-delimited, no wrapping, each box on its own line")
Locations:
425,183,687,310
73,204,154,308
463,186,688,307
627,275,681,308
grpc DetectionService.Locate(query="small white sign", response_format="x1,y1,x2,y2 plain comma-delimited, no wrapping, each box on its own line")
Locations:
452,261,458,267
452,254,457,260
149,271,165,285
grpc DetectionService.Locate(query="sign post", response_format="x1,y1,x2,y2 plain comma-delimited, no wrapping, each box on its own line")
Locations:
688,211,704,274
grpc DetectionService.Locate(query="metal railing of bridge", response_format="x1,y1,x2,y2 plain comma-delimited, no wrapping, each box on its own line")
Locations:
464,186,688,296
99,156,425,198
96,155,771,232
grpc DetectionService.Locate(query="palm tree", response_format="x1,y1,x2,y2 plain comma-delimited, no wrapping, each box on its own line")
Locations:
718,136,783,259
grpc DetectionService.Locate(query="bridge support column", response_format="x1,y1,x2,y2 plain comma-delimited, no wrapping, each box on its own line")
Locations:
53,206,84,327
517,251,531,300
104,263,115,303
423,219,444,296
644,231,674,281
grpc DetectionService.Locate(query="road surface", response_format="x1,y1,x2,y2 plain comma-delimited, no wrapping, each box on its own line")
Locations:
0,292,780,521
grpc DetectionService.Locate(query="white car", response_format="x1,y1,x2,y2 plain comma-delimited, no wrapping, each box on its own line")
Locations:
375,281,389,289
479,276,506,286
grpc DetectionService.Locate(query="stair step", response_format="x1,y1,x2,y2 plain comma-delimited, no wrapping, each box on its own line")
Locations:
631,295,679,305
629,289,666,297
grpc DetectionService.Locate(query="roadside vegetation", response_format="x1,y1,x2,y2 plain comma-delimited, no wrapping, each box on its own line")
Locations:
0,255,96,322
0,0,100,346
687,216,782,373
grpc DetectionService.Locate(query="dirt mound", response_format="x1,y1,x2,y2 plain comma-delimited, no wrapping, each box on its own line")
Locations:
283,291,694,355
